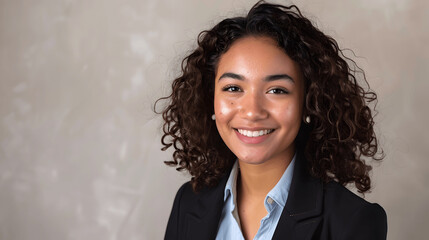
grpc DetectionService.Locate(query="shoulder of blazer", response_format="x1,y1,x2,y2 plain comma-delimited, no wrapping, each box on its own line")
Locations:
165,174,229,240
321,181,388,239
273,150,387,240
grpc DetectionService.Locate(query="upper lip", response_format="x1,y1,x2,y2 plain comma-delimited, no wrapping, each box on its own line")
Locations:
234,127,275,131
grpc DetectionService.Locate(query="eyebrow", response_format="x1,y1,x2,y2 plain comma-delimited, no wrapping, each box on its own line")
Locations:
265,74,295,83
218,72,294,83
218,72,244,81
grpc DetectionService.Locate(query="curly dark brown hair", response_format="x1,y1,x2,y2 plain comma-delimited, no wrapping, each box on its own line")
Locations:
156,1,383,193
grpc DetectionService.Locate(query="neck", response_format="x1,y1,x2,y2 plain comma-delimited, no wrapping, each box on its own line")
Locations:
237,150,294,198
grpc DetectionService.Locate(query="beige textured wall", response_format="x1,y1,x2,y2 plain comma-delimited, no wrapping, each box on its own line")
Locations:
0,0,428,239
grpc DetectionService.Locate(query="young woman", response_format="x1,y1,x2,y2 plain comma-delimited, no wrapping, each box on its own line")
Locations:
159,2,387,239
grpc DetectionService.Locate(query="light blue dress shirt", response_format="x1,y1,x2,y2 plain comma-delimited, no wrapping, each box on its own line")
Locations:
215,154,296,240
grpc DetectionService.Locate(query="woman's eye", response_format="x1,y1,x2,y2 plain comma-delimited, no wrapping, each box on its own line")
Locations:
222,85,241,92
267,88,288,94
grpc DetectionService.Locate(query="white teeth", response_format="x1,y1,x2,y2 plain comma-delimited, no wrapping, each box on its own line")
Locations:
237,129,273,137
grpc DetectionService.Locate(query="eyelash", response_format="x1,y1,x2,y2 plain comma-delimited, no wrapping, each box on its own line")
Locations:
267,88,289,94
222,85,242,92
221,85,289,94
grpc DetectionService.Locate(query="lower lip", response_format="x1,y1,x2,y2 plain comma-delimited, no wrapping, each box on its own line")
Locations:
234,130,272,144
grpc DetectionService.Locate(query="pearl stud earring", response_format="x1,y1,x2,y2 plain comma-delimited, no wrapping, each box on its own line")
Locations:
305,116,311,124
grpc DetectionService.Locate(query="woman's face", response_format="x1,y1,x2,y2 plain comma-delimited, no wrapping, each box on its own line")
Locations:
214,36,304,166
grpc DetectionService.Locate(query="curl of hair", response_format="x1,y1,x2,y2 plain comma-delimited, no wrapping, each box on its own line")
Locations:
156,1,383,193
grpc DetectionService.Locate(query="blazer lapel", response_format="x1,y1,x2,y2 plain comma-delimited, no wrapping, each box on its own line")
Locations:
273,151,323,240
182,152,323,240
184,173,229,240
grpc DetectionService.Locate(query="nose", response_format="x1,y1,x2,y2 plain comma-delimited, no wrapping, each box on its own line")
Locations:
239,91,268,121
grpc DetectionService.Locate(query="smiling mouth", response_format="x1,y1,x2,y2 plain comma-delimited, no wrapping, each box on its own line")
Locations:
236,129,275,137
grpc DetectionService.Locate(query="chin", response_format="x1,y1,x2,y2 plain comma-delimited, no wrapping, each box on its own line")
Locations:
236,154,269,165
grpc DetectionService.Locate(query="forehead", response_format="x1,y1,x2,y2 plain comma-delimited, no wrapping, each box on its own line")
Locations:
216,36,302,80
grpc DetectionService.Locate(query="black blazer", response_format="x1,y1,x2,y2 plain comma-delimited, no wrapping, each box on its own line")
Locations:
165,151,387,240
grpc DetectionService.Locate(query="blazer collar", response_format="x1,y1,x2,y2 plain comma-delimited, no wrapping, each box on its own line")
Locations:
184,170,229,239
185,150,323,240
272,150,323,239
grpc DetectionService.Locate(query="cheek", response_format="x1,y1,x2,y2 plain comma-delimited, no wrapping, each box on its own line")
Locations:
273,101,303,125
214,97,234,120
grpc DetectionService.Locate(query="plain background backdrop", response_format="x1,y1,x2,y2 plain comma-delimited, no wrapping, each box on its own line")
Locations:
1,0,428,239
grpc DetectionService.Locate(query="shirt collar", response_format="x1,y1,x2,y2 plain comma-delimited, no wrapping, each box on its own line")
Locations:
224,160,239,202
223,153,296,207
266,153,296,208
